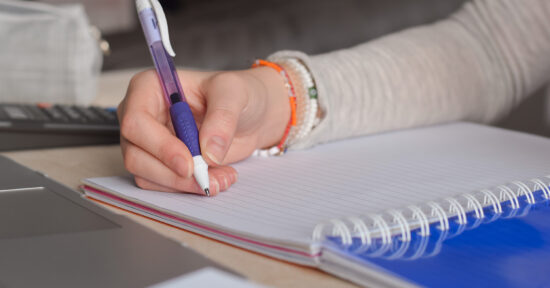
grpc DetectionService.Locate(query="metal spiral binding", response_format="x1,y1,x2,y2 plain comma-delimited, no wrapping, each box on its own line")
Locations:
385,210,411,259
462,193,484,229
408,205,430,236
532,178,550,199
480,189,502,222
427,201,449,231
312,176,550,258
445,197,468,237
404,206,431,259
513,181,535,204
365,214,392,257
347,216,372,246
498,185,520,211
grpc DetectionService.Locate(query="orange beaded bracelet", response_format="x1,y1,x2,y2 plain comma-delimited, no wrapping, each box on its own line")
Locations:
251,59,297,156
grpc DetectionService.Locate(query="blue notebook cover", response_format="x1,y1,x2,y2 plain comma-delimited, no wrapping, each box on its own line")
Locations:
324,188,550,287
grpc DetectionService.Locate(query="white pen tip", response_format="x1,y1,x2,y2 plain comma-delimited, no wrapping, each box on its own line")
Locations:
193,155,210,194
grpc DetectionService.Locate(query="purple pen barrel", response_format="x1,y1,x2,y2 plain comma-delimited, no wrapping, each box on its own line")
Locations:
138,7,201,157
150,41,186,104
138,8,188,105
169,102,201,156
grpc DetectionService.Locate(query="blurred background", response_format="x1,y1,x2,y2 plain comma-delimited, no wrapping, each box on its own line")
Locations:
40,0,466,70
16,0,550,136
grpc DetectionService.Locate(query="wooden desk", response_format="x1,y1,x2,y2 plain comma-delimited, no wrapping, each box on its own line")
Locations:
1,70,359,288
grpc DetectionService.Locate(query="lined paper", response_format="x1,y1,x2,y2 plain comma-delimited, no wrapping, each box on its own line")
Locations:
85,123,550,248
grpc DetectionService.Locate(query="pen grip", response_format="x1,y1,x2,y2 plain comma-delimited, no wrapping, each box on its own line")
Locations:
170,102,201,157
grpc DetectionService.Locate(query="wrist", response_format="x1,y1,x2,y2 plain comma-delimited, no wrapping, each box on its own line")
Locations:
243,67,290,149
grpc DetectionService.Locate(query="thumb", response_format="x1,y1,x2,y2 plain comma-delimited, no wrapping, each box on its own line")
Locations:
200,73,248,165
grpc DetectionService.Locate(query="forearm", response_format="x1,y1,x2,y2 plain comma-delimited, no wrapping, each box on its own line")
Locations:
271,0,550,148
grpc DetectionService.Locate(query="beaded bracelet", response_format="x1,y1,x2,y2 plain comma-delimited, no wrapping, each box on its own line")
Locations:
279,59,319,144
277,61,308,145
251,59,297,156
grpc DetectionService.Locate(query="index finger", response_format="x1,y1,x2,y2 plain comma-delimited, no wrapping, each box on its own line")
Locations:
122,70,169,122
119,70,191,178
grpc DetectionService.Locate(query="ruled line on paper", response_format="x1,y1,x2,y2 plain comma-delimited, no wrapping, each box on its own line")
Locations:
86,123,550,247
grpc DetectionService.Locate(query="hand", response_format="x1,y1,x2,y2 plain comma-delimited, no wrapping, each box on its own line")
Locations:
118,67,289,196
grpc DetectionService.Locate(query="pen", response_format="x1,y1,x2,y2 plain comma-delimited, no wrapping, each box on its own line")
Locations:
136,0,210,196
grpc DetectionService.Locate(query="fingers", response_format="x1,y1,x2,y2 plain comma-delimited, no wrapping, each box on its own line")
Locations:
121,138,197,193
120,70,194,178
199,72,249,165
119,69,246,196
121,112,194,178
120,70,168,123
122,139,238,195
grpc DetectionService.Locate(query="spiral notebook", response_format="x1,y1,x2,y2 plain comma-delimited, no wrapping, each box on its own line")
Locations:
82,123,550,287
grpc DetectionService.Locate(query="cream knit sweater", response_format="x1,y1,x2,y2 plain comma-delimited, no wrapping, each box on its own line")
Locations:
270,0,550,149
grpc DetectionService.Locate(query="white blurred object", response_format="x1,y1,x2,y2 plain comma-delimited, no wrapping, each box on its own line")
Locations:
0,0,103,105
39,0,136,34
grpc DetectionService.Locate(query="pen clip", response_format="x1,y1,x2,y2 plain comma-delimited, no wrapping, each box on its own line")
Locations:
150,0,176,57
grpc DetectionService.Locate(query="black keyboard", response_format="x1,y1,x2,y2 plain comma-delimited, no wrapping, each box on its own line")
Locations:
0,103,119,151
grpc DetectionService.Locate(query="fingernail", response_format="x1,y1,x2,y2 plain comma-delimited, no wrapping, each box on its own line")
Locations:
172,155,192,178
210,177,219,194
230,171,238,183
220,175,229,191
205,136,226,165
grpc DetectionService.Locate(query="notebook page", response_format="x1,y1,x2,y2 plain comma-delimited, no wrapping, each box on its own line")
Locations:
85,123,550,247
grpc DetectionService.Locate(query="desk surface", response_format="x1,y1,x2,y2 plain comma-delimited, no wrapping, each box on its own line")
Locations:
1,70,358,288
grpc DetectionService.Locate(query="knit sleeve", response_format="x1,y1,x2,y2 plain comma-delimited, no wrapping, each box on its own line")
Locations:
269,0,550,149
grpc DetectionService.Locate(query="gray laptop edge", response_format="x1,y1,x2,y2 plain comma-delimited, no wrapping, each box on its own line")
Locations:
0,155,234,288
